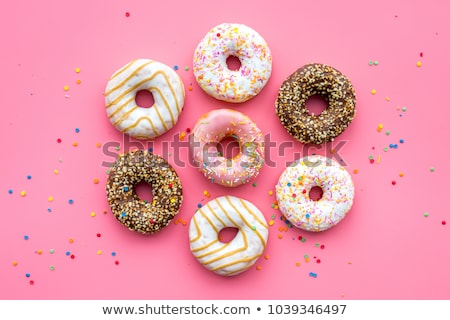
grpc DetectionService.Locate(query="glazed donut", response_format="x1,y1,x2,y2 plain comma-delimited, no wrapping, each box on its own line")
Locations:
189,195,268,276
190,109,264,187
106,149,183,234
193,23,272,103
275,63,356,144
275,155,354,232
105,59,185,139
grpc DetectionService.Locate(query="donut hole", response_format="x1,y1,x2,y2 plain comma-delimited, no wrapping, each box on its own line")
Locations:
135,181,154,203
226,55,242,71
218,227,239,243
217,136,240,159
135,90,155,108
309,186,324,201
305,94,328,116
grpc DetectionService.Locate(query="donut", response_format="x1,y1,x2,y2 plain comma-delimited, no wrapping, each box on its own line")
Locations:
275,155,354,232
106,149,183,234
190,109,264,187
189,195,268,276
105,59,185,139
193,23,272,103
275,63,356,144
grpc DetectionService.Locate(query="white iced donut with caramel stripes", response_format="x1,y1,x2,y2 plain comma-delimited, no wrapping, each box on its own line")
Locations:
189,196,268,276
105,59,185,139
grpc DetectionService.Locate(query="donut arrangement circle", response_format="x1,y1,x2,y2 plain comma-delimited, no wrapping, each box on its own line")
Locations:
193,23,272,103
105,58,185,139
188,195,269,276
275,155,355,232
106,149,183,234
190,108,265,187
275,63,356,145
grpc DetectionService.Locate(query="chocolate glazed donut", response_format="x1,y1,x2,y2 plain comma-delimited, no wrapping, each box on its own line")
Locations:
275,63,356,145
106,149,182,234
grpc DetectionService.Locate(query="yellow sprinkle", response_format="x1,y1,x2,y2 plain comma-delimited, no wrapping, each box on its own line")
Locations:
385,97,391,101
90,212,96,217
399,172,405,177
376,155,381,164
230,121,236,126
54,169,59,174
416,61,422,67
20,191,26,197
63,85,69,91
12,261,18,266
170,198,175,203
93,178,99,184
274,205,279,210
371,89,377,95
305,257,310,263
75,67,81,73
268,190,273,196
96,142,102,148
269,220,274,226
296,262,301,267
72,142,78,147
179,132,186,141
68,238,74,243
48,196,54,202
97,250,102,255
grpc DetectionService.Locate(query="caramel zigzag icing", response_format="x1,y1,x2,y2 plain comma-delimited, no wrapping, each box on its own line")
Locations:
105,60,154,96
122,116,159,136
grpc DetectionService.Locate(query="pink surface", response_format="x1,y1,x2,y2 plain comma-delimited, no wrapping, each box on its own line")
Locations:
1,0,449,300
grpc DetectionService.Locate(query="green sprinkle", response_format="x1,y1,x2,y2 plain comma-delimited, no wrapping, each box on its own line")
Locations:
301,237,306,243
252,182,257,187
424,212,429,217
271,215,275,219
368,155,374,160
49,249,55,254
385,130,391,136
384,147,389,152
373,60,379,65
430,167,435,172
304,254,309,258
315,243,320,247
115,146,120,151
49,265,55,271
368,61,373,66
252,226,256,231
401,107,407,112
184,66,189,71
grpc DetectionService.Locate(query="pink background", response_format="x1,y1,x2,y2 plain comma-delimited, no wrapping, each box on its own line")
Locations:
2,0,449,300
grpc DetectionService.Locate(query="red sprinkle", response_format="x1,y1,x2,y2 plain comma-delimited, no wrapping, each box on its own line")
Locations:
320,244,325,249
186,128,191,133
420,52,423,57
70,254,75,259
298,236,303,241
442,221,447,225
115,260,120,265
216,33,221,37
29,280,35,285
316,259,321,263
57,138,62,143
125,12,130,17
370,159,375,164
392,180,397,185
96,233,101,237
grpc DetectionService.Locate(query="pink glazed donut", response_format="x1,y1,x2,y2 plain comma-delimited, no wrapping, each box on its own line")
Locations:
190,109,264,187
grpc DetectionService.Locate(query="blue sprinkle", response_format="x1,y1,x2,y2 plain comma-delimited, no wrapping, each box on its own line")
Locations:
121,212,127,218
389,144,394,148
393,144,398,149
65,251,71,256
24,235,29,240
27,175,32,180
75,128,80,133
47,208,52,212
173,65,179,70
399,139,405,143
8,189,13,194
68,199,74,204
305,214,310,219
25,273,30,278
148,148,153,152
111,252,116,257
287,182,291,187
123,186,129,192
197,203,202,208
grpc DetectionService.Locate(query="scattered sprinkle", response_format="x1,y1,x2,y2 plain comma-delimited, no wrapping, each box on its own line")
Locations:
63,85,69,91
416,61,422,67
429,167,435,172
20,190,26,197
75,67,80,73
24,235,29,240
371,89,377,95
442,221,447,225
424,212,429,217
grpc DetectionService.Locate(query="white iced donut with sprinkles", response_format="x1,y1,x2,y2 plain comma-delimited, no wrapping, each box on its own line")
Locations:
276,155,355,232
193,23,272,103
105,59,185,139
190,109,265,187
189,195,269,276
